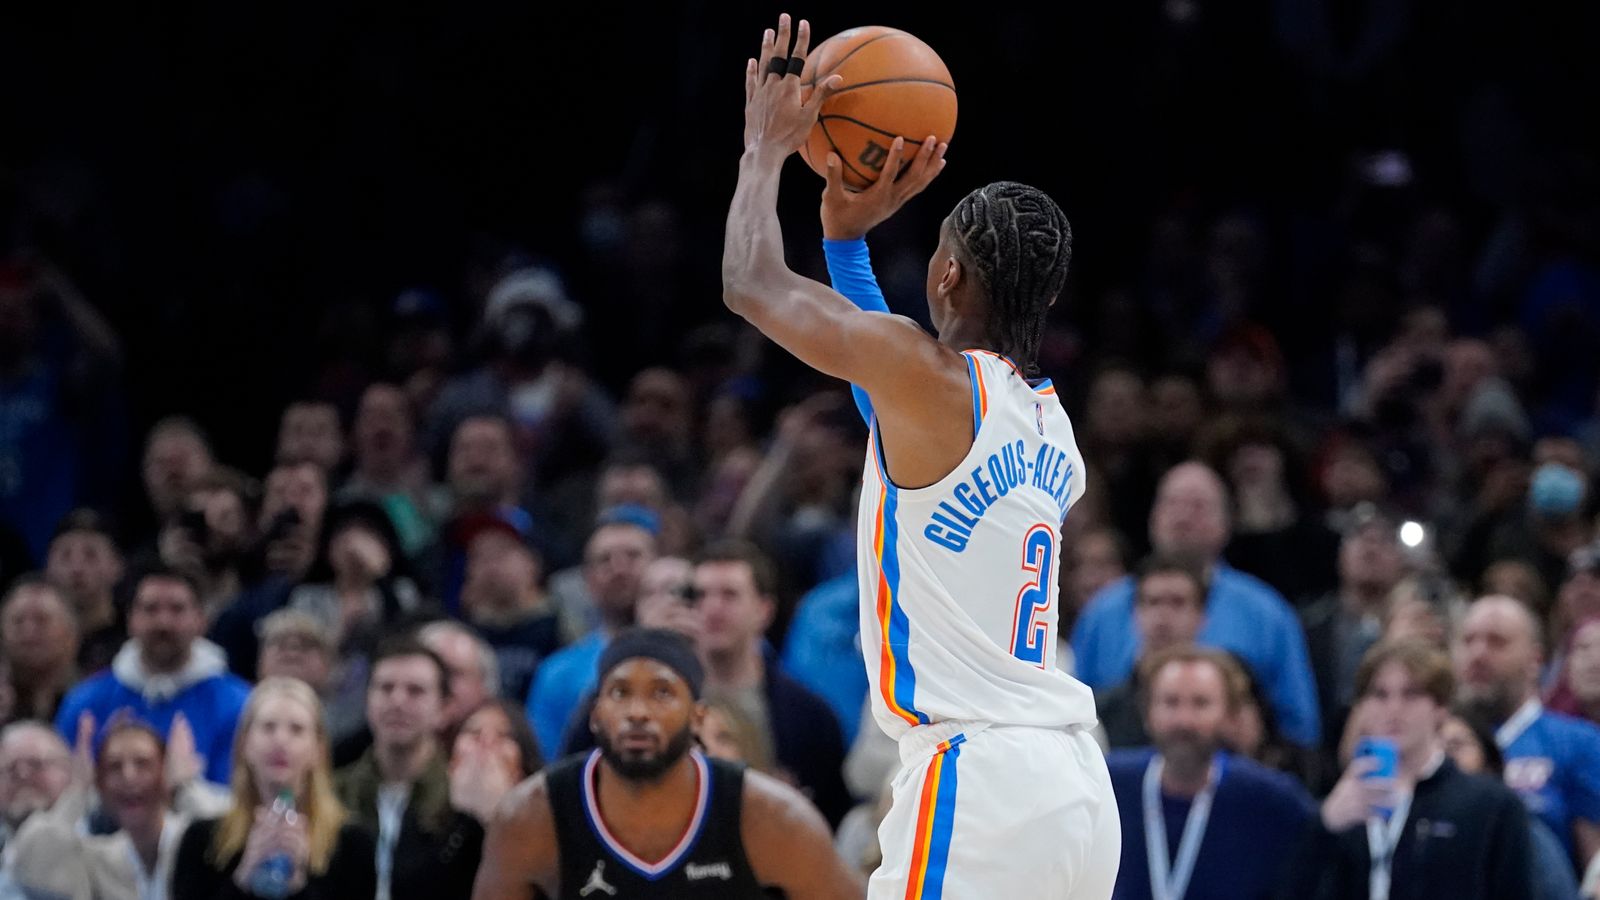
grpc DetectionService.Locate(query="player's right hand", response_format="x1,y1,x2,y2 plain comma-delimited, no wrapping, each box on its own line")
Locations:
821,135,948,240
744,14,842,161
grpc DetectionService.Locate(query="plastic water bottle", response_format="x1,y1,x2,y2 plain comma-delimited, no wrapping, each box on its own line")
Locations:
248,789,298,899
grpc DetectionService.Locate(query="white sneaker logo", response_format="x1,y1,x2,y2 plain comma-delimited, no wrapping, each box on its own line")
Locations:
685,861,733,881
579,860,617,897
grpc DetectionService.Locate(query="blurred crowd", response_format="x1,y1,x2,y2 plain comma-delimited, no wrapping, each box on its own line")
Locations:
2,3,1600,899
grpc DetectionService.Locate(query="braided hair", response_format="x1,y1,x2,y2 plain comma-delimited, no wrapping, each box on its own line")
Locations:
948,182,1072,377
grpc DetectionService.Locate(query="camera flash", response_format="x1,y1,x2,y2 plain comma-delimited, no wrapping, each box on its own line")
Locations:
1400,521,1426,549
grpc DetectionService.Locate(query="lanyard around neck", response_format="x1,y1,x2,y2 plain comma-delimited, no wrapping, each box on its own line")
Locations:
1495,698,1541,750
1143,753,1223,900
1366,788,1414,900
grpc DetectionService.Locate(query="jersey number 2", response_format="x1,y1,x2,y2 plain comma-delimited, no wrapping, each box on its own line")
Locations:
1011,524,1055,668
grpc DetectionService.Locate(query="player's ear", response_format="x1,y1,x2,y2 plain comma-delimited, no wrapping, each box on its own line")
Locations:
936,254,962,300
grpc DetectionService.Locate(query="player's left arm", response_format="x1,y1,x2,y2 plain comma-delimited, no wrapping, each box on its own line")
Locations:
741,769,866,899
820,136,947,424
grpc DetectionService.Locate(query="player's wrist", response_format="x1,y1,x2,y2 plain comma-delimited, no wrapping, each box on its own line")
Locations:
823,230,869,244
741,143,791,171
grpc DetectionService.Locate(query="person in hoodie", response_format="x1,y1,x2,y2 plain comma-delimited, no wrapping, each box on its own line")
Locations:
52,566,251,786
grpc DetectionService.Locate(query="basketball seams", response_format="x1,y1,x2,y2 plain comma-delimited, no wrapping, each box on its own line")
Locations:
806,29,906,86
832,76,956,94
819,113,943,144
818,118,877,188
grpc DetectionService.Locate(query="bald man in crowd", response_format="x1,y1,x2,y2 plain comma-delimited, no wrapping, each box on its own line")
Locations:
1071,461,1322,746
1454,595,1600,871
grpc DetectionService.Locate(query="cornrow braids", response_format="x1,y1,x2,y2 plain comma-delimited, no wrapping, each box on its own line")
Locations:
949,182,1073,377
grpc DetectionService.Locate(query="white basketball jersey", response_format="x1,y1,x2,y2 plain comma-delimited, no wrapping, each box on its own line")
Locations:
857,349,1098,741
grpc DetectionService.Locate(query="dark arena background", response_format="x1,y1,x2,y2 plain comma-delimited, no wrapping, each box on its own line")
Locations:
3,2,1600,899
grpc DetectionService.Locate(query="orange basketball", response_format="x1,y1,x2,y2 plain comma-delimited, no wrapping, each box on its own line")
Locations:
800,27,957,191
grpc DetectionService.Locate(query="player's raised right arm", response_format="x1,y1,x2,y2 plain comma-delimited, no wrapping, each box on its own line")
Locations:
723,15,963,414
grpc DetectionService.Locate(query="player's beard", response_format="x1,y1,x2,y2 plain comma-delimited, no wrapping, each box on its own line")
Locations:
597,722,695,783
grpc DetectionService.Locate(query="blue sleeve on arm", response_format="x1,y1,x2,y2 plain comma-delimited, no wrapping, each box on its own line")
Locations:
823,237,889,425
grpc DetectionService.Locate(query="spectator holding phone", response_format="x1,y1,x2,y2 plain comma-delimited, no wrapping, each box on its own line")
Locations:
208,462,332,680
155,468,259,623
1287,639,1535,900
255,462,327,586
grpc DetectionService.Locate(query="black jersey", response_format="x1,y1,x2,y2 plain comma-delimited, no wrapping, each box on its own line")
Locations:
547,750,767,899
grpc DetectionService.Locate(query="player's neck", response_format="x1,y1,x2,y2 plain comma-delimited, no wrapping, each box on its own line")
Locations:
938,320,992,358
600,752,699,814
704,641,765,693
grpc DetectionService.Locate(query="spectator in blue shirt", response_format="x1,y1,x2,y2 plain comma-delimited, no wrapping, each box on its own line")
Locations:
524,509,656,754
1107,645,1316,900
779,571,867,744
1073,461,1323,746
54,566,250,785
1454,594,1600,870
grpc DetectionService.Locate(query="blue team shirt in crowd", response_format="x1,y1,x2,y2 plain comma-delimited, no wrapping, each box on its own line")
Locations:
54,670,251,786
1499,701,1600,864
0,364,80,559
526,630,607,755
1071,563,1323,746
1107,748,1316,900
780,572,867,744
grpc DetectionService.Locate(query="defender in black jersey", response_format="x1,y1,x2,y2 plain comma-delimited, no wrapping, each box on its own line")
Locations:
471,628,862,900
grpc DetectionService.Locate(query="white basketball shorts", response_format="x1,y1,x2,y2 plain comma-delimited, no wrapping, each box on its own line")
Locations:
869,720,1121,899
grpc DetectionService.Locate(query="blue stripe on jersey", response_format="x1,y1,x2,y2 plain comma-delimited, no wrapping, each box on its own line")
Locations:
881,479,928,725
921,735,964,897
964,353,983,435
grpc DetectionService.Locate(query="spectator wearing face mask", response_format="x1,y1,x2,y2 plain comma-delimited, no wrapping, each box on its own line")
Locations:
1457,436,1593,596
424,268,615,511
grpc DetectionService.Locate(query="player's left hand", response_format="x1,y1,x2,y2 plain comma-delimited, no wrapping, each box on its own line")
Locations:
743,14,842,159
821,135,948,239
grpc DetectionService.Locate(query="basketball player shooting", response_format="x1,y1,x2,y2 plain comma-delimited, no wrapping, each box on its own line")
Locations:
724,14,1121,898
